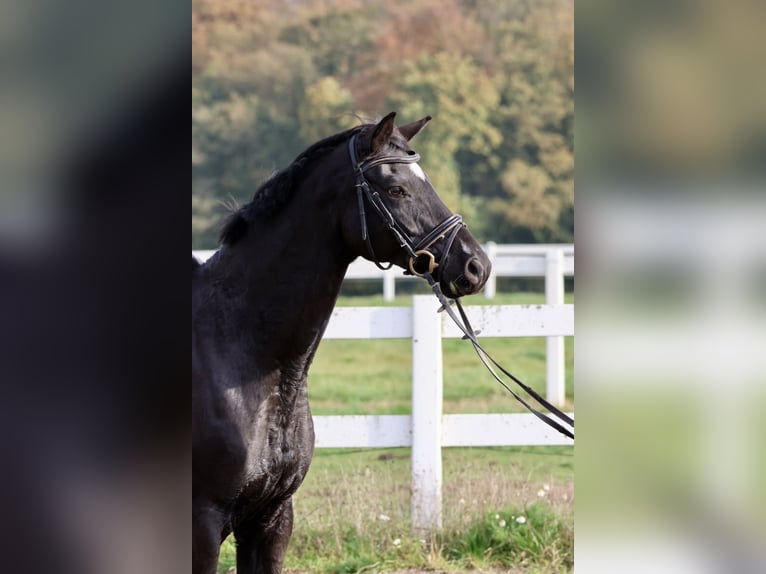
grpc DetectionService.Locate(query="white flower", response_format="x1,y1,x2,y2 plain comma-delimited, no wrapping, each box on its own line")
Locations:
498,519,507,528
458,498,466,506
515,515,527,524
494,513,500,520
536,488,546,498
543,483,550,491
378,514,391,522
392,538,401,547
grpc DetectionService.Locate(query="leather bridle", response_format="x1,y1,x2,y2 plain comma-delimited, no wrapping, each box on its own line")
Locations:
348,134,464,278
348,132,574,441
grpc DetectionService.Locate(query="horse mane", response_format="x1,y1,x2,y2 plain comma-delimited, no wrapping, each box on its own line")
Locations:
219,126,365,246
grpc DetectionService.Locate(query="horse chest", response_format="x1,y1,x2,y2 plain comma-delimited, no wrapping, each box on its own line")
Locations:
233,389,314,510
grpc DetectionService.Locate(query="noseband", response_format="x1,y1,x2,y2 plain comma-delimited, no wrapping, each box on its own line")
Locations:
348,134,464,278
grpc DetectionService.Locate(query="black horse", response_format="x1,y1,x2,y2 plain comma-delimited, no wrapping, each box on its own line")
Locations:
192,113,491,574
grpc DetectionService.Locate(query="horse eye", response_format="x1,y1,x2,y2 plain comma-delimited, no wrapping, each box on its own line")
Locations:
387,186,406,198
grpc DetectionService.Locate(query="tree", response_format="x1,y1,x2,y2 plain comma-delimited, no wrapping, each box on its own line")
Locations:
191,0,575,248
298,78,358,144
386,52,501,231
192,88,262,247
466,0,574,243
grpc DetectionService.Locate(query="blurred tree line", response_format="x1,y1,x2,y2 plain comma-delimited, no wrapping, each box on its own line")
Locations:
192,0,573,249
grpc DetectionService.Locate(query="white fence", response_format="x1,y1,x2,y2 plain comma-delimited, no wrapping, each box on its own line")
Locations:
316,296,574,533
193,244,573,406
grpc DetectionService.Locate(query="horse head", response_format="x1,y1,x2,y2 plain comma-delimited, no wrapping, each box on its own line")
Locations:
341,112,491,298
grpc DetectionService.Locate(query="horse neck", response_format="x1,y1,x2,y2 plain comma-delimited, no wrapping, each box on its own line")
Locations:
212,176,354,378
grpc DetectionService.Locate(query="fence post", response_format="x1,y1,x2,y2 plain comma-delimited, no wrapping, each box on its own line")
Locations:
484,241,497,299
383,268,396,301
411,295,443,534
545,249,566,406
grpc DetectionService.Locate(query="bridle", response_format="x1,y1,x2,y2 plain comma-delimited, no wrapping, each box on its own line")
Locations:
348,134,464,278
348,132,574,441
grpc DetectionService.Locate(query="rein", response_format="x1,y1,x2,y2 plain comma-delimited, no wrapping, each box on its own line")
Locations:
424,271,574,440
348,132,575,441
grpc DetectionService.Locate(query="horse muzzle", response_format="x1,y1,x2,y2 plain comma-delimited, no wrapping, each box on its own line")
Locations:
445,255,491,297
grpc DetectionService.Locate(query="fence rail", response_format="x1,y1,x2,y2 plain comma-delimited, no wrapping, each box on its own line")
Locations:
316,296,574,533
313,413,572,449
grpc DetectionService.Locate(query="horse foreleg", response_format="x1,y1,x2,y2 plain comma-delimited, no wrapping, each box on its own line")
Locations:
235,498,294,574
193,503,226,574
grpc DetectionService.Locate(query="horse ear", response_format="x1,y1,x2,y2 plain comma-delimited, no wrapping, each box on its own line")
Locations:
398,116,432,141
369,111,397,155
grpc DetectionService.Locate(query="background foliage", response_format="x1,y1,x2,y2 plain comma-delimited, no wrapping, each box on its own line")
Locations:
192,0,573,249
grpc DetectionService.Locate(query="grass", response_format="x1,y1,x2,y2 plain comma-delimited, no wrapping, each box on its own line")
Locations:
217,291,574,573
308,337,574,415
219,446,573,573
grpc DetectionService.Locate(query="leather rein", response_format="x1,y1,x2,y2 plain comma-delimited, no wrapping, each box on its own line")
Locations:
348,133,574,441
425,278,575,440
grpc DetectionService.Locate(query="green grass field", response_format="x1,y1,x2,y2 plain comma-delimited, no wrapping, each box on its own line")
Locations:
218,291,574,573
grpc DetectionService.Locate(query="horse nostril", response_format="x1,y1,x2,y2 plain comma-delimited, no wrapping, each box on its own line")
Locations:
464,257,484,284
